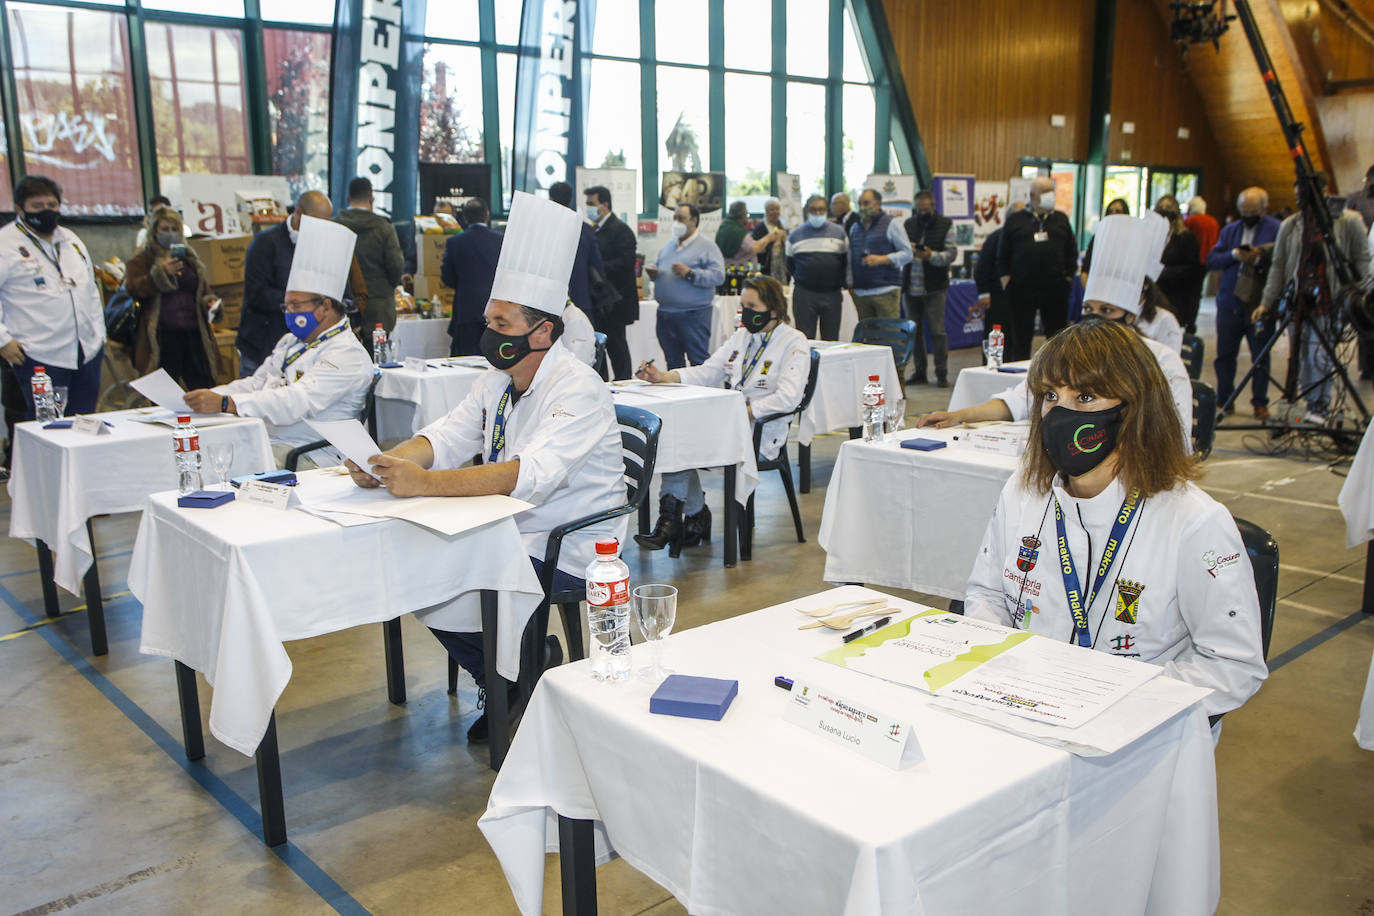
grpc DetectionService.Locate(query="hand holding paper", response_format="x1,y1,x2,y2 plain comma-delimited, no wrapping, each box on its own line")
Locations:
304,418,384,482
130,368,197,414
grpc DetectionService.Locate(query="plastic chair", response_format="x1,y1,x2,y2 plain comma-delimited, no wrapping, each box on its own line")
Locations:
851,317,918,377
1191,379,1216,460
1233,517,1278,660
283,369,381,471
1180,333,1204,381
738,349,822,561
593,331,609,380
447,404,662,694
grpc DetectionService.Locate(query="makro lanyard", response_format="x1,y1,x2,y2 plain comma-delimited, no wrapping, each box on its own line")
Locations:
1054,487,1142,647
281,321,348,373
488,382,518,463
736,329,774,389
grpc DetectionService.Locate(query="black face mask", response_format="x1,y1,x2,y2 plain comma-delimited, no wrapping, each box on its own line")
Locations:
1241,214,1261,228
22,209,59,235
742,308,772,333
1040,404,1125,478
479,324,549,370
1155,208,1179,222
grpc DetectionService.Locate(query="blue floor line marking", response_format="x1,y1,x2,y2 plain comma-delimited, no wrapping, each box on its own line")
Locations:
0,581,372,916
1268,609,1372,672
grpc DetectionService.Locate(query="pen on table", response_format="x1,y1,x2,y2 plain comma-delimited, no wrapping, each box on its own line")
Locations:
842,615,891,644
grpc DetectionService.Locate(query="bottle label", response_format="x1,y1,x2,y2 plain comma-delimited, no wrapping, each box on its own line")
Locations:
587,577,629,607
174,434,200,454
862,388,885,409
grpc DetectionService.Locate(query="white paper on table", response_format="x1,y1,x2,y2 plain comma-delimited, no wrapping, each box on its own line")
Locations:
130,368,204,415
300,484,533,537
130,411,245,427
304,418,383,479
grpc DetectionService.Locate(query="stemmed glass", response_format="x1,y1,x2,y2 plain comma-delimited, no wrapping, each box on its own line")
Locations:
634,584,678,680
212,442,235,488
885,397,906,439
52,386,68,418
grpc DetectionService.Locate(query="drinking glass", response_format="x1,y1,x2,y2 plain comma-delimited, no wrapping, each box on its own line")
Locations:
52,386,68,417
633,584,678,679
885,397,906,438
212,442,235,488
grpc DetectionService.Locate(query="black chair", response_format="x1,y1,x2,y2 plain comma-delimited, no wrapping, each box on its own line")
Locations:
283,369,382,471
738,349,822,561
593,331,609,380
1191,378,1217,459
1233,517,1278,660
852,317,918,379
1181,333,1204,381
447,404,662,694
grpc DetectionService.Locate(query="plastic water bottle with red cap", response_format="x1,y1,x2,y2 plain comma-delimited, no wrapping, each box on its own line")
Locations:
372,323,389,364
173,414,202,495
30,366,55,422
986,324,1005,369
586,537,632,680
861,374,885,441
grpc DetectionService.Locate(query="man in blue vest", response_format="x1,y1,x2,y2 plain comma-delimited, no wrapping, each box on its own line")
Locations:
786,194,849,340
848,189,913,322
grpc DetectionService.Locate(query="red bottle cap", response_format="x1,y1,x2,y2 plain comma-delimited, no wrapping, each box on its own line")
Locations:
375,323,383,328
869,375,879,382
595,538,620,555
993,324,1002,330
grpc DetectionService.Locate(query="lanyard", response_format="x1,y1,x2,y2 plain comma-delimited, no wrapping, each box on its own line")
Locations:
16,220,80,285
281,321,348,372
488,382,516,463
736,330,773,388
1054,487,1141,647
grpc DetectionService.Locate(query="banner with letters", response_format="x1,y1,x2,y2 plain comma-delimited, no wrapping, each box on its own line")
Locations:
512,0,587,195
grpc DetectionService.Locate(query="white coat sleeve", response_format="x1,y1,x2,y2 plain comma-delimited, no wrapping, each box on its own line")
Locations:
1156,346,1194,451
232,346,372,427
676,336,736,388
964,484,1015,625
746,339,810,419
562,310,596,365
993,380,1032,421
218,348,281,396
1165,504,1269,716
418,382,487,469
0,251,16,349
508,386,615,505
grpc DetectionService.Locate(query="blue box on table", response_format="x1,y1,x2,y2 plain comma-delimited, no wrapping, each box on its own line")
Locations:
177,489,235,509
649,675,739,721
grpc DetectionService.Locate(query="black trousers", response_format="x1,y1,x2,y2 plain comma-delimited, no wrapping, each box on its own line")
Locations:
593,317,632,380
159,327,216,390
1006,279,1070,362
2,360,24,470
450,321,483,357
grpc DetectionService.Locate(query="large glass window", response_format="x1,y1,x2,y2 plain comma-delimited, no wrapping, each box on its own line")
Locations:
592,0,638,57
142,0,245,16
497,51,517,208
263,28,330,197
787,82,826,198
724,72,770,201
585,58,643,213
842,3,869,82
786,0,829,78
723,0,769,72
259,0,333,25
842,83,875,198
423,0,479,42
0,96,10,212
494,2,520,46
655,0,708,66
146,23,250,179
420,44,485,164
8,4,143,215
657,66,709,173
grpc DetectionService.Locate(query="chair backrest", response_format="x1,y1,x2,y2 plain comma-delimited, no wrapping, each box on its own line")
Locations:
593,331,608,380
363,369,382,441
750,348,822,455
852,317,918,372
614,404,662,512
1191,378,1216,459
1233,516,1278,659
1180,333,1204,381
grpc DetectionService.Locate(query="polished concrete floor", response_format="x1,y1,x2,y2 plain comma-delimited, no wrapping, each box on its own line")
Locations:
2,302,1373,915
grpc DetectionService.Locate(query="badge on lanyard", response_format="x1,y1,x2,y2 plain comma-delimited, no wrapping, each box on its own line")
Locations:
1033,231,1049,243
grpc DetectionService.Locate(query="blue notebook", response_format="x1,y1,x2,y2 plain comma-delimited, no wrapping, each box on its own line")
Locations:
996,366,1027,373
177,489,235,509
649,675,739,721
901,437,947,451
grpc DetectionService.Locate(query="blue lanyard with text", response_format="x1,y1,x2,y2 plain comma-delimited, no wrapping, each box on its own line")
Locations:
736,330,773,388
1054,487,1141,647
281,321,347,373
488,382,515,463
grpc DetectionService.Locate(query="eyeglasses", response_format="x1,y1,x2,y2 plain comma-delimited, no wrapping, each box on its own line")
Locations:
282,297,325,312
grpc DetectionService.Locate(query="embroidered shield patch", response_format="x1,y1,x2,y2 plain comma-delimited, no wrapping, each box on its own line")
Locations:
1115,579,1144,624
1016,535,1041,572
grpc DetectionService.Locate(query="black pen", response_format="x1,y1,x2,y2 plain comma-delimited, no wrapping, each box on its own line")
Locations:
842,615,891,643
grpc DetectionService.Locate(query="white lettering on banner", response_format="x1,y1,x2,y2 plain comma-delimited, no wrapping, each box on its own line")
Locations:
22,111,118,164
356,0,402,217
532,0,576,190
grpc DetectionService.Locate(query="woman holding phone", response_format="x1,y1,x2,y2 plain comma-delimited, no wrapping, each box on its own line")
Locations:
125,205,222,389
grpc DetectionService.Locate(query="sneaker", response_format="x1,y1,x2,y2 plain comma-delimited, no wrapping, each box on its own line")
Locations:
1301,410,1328,426
1253,405,1270,420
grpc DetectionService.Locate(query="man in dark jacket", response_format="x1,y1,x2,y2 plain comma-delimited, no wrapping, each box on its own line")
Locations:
441,197,504,356
996,177,1077,361
238,190,333,376
974,201,1023,360
902,190,957,386
334,177,405,333
549,181,604,317
585,184,639,380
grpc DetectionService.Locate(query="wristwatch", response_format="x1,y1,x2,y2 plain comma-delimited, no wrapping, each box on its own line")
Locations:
221,395,229,414
686,269,696,281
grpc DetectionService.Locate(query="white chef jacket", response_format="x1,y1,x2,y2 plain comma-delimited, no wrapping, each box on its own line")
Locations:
0,221,106,369
965,474,1268,717
216,317,374,448
994,334,1193,451
677,323,811,460
562,303,596,365
1135,306,1184,354
418,339,627,575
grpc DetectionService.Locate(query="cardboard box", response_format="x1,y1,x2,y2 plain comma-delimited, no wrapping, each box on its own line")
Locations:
214,329,238,385
412,274,455,302
188,235,251,286
416,232,453,276
211,282,244,330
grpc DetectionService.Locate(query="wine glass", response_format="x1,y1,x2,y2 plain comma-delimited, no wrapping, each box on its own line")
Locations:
633,584,678,680
52,386,68,417
212,442,235,488
885,397,906,439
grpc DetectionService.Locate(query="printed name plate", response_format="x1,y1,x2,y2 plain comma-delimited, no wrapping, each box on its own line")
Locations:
782,679,923,770
238,479,297,510
72,416,111,435
403,356,428,372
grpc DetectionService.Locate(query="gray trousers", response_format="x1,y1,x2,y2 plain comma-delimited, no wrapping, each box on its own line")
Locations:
792,286,843,341
906,291,948,378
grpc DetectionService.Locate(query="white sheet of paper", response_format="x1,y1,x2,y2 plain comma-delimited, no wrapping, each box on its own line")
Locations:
130,368,197,414
304,418,384,480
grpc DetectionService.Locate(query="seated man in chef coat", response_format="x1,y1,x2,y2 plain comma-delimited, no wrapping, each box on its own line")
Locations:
185,216,374,468
344,191,626,743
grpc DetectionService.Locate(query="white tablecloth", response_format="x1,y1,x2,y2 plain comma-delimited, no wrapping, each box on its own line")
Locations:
800,342,902,446
1358,650,1374,751
390,317,451,360
374,363,485,443
947,360,1032,412
1337,423,1374,748
7,410,274,593
130,473,544,756
480,586,1219,916
818,426,1018,599
610,383,758,504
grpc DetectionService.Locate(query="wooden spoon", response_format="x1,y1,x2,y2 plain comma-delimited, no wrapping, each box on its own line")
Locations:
798,607,891,630
795,597,886,618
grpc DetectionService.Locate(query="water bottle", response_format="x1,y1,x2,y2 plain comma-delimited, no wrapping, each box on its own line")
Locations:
372,323,389,364
30,366,54,422
861,374,886,442
987,325,1005,369
173,414,203,495
585,538,632,681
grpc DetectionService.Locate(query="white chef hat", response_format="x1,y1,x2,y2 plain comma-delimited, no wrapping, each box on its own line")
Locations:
286,215,357,302
489,190,581,317
1083,211,1170,315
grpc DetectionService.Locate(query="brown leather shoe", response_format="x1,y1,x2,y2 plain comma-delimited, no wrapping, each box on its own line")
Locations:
1253,405,1270,420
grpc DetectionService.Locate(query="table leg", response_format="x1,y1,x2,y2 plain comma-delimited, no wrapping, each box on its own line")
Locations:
558,816,598,916
799,443,812,494
35,541,60,618
255,713,287,847
382,618,406,704
481,590,511,771
83,520,107,656
174,661,205,761
723,466,738,568
1364,542,1374,614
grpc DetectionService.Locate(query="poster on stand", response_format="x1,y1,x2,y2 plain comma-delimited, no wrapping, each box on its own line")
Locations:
657,171,726,248
972,180,1011,248
576,167,638,228
418,163,492,215
932,174,975,220
864,173,916,218
776,172,804,230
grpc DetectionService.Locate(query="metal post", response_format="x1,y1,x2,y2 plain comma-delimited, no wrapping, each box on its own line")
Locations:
382,618,405,704
481,589,511,771
723,465,738,567
83,520,107,656
558,815,598,915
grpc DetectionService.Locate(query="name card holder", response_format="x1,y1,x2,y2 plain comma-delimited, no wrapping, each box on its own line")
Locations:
782,679,923,770
238,479,298,510
73,416,112,435
403,356,428,372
